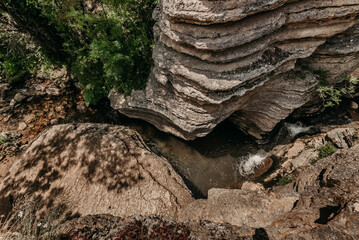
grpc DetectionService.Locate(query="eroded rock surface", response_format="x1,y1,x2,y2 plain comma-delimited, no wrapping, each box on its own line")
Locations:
56,138,359,239
0,124,193,220
110,0,359,140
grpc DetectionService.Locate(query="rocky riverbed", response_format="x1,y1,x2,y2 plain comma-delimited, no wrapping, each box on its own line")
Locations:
1,71,359,239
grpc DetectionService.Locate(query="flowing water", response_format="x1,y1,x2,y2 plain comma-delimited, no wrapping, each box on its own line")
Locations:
131,120,313,198
73,100,314,198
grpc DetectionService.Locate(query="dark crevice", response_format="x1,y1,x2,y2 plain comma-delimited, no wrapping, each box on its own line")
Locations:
314,205,342,224
317,168,327,182
253,228,269,240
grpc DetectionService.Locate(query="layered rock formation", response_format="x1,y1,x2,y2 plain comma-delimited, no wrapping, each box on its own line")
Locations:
0,124,193,221
110,0,359,140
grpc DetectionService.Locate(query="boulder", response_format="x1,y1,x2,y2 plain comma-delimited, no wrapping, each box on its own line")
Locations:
179,188,299,228
0,124,193,221
110,0,359,140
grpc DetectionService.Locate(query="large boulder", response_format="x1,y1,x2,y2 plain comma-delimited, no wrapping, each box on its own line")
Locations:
0,124,193,220
179,188,299,228
110,0,359,140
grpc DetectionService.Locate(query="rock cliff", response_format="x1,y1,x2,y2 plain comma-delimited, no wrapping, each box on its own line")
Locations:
110,0,359,140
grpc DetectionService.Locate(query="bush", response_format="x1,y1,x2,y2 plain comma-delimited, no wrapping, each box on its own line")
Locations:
0,13,43,83
317,73,359,107
318,142,336,159
311,142,337,165
1,0,157,105
276,176,292,186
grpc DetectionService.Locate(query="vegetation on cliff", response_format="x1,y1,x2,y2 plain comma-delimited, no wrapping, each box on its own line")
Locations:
0,0,156,105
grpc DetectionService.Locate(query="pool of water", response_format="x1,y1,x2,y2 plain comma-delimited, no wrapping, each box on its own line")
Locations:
71,99,314,198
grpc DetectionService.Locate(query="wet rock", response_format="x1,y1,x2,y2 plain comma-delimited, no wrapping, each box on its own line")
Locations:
110,1,359,140
0,124,193,221
252,157,273,178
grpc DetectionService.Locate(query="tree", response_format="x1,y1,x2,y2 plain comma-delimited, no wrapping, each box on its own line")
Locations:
0,0,157,105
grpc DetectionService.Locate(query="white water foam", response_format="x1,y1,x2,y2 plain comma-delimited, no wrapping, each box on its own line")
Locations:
285,122,311,137
238,151,268,176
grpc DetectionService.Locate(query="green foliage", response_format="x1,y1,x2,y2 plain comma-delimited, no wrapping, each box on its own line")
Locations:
0,14,42,83
1,0,157,105
276,176,292,186
318,142,337,159
0,132,19,145
317,73,359,108
311,142,337,165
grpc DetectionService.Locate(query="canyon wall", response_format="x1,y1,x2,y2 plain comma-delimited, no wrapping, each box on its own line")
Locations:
110,0,359,140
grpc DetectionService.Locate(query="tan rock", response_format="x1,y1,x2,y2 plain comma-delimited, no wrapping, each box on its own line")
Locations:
0,124,193,221
241,182,264,192
17,122,27,131
285,141,306,159
179,188,299,228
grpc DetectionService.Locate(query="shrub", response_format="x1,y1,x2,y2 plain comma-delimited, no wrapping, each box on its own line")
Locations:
0,13,43,83
317,73,359,107
318,142,336,159
1,0,157,105
276,176,292,186
311,142,337,165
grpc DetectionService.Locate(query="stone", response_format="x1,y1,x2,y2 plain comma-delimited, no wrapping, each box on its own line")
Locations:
13,92,27,103
241,182,264,192
17,122,27,131
50,118,60,125
349,101,359,110
110,1,359,140
252,157,273,178
285,140,306,159
9,99,16,107
179,188,299,228
0,83,10,100
326,127,358,149
0,124,193,221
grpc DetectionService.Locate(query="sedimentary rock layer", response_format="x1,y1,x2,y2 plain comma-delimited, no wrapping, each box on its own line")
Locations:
110,0,359,140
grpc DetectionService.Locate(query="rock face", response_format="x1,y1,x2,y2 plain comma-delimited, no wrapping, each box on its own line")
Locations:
0,124,193,220
57,139,359,239
178,134,359,238
110,0,359,140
